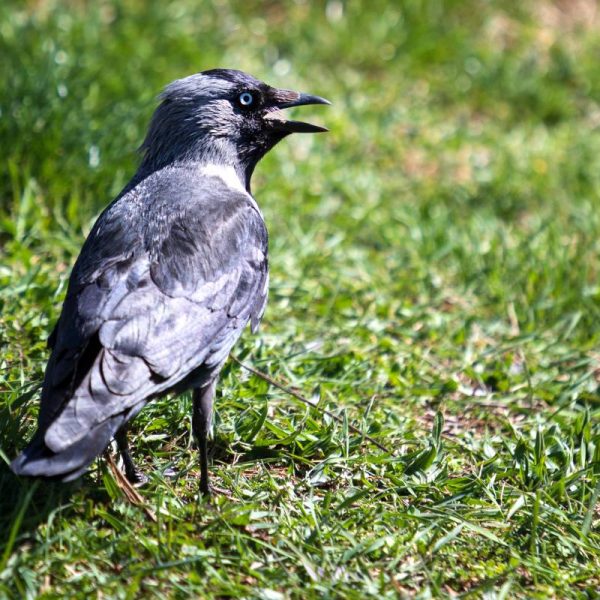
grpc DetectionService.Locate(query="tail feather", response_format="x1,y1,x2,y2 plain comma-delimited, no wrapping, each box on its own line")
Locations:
10,414,127,481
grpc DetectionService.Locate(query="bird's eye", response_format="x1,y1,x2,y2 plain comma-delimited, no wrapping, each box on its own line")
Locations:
238,92,254,107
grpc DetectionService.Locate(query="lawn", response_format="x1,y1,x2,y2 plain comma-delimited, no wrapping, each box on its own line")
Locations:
1,0,599,597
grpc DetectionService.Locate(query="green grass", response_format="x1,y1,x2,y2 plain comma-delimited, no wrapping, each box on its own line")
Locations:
1,0,599,597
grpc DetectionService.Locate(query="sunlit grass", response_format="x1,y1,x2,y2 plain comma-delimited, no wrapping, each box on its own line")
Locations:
1,1,599,597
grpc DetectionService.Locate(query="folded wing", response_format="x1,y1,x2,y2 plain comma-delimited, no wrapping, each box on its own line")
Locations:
12,169,268,479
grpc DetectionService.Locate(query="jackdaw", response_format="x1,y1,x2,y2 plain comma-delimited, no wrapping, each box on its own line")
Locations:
11,68,329,494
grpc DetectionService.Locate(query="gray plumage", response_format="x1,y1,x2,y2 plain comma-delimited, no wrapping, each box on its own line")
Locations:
11,69,328,492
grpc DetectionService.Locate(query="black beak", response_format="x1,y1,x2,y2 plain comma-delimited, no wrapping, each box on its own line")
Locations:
266,90,330,133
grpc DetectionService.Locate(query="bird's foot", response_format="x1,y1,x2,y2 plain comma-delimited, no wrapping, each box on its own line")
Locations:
163,466,178,478
124,468,148,487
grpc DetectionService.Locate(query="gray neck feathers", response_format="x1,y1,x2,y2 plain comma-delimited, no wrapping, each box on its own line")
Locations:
137,99,250,189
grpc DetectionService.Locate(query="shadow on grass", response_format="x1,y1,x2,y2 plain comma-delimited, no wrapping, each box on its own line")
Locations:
0,461,116,569
0,463,75,566
0,388,88,566
1,387,48,553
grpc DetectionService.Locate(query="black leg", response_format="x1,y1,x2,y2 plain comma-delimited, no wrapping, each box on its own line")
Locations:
192,381,216,496
115,427,147,486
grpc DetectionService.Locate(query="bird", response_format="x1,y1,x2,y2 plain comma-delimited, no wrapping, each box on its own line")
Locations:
11,68,329,494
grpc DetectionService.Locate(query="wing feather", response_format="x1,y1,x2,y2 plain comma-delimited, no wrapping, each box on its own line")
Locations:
38,169,268,460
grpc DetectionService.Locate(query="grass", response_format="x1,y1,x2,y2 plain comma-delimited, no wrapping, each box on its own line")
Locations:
1,0,599,597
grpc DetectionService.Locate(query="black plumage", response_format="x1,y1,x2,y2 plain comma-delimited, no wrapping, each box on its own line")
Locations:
11,69,328,493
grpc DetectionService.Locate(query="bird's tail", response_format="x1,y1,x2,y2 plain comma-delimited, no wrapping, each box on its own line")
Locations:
10,413,127,482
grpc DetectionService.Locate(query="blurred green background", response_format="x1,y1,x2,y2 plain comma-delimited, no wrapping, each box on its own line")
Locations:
1,1,599,598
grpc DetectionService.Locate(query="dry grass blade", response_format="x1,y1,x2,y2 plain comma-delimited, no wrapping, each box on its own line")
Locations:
104,453,157,523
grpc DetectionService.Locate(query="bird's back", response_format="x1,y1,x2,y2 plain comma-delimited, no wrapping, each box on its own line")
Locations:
12,164,268,480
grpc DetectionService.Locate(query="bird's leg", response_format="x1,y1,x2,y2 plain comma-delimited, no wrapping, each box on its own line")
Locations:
192,381,216,496
115,426,148,486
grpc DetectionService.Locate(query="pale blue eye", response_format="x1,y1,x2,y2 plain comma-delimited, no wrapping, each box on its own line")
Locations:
239,92,254,106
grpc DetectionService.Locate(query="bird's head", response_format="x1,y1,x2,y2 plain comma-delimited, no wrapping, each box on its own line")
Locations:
139,69,329,188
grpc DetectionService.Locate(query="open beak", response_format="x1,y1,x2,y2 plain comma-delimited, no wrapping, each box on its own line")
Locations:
266,90,330,133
